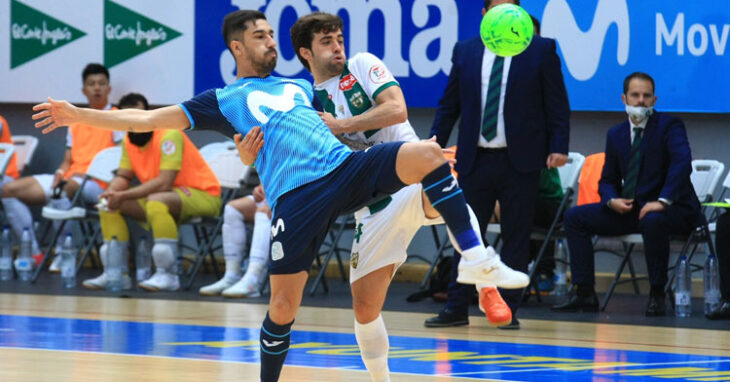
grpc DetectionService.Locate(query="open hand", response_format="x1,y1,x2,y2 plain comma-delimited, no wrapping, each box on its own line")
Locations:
32,97,77,134
234,126,264,166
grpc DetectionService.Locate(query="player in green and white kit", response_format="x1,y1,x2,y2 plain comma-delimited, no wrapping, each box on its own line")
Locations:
291,13,505,382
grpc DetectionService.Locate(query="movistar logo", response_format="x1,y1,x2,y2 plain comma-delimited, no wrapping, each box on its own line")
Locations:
541,0,630,81
104,0,182,68
10,0,86,68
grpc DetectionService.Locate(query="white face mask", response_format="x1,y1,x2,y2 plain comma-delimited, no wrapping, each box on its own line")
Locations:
625,105,654,123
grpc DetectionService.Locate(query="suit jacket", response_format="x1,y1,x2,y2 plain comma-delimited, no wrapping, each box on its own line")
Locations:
599,112,704,226
430,35,570,176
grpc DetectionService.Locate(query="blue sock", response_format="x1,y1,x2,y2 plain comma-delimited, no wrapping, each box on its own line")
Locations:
260,312,293,382
422,163,480,251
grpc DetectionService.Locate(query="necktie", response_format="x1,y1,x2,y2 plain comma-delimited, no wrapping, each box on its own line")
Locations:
481,55,504,142
621,127,644,199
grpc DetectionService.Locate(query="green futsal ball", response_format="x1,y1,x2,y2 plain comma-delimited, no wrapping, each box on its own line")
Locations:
480,3,534,57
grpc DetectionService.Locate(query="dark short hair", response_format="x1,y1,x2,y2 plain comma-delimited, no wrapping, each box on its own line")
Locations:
290,12,343,71
623,72,655,95
484,0,520,9
82,63,109,83
530,15,540,36
222,10,267,53
118,93,149,110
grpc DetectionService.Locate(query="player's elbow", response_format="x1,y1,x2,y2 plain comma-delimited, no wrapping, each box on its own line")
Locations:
392,103,408,123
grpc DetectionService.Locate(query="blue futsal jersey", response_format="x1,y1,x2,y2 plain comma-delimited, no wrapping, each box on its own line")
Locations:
178,75,352,211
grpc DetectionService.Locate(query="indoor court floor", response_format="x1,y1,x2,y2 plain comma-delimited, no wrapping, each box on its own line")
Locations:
1,291,729,382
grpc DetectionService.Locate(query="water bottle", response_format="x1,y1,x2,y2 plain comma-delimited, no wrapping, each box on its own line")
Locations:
0,226,13,281
60,233,76,288
674,255,692,317
553,239,568,296
14,227,33,282
106,236,123,292
135,236,151,282
704,254,721,316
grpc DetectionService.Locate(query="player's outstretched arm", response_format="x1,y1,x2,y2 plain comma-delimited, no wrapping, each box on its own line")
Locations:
319,86,407,135
32,97,190,134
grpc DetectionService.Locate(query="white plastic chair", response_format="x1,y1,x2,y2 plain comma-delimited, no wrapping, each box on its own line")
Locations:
198,141,236,163
0,143,16,177
32,147,121,282
11,135,38,174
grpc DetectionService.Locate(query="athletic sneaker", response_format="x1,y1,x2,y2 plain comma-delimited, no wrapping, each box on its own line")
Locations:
82,273,132,290
48,255,62,273
221,275,261,298
138,271,180,292
199,275,240,296
457,247,529,288
478,286,512,327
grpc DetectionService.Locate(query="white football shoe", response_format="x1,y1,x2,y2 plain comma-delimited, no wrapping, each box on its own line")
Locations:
82,273,132,290
221,275,261,298
457,246,529,289
199,274,241,296
138,271,180,292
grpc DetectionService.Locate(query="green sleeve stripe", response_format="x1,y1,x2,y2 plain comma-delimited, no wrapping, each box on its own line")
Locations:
371,81,399,100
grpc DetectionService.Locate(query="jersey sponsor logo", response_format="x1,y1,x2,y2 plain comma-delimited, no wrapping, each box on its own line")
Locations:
248,83,309,124
442,178,458,193
271,241,284,262
161,139,177,155
261,339,284,347
271,218,285,238
339,73,357,91
541,0,629,81
368,65,389,83
351,252,359,269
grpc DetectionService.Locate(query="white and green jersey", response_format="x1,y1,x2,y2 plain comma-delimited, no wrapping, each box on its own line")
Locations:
313,52,419,145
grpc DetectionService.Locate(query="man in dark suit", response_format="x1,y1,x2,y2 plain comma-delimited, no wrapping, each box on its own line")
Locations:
553,72,705,316
426,0,570,330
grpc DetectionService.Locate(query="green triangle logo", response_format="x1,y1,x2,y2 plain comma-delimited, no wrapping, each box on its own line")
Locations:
10,0,86,69
104,0,182,68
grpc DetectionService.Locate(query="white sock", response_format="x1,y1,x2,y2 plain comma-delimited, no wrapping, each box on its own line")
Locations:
1,197,40,254
249,211,271,266
152,239,177,273
354,315,391,382
446,205,492,263
222,204,246,278
242,260,266,285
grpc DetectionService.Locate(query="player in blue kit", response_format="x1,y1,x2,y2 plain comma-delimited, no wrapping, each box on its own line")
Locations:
32,10,528,381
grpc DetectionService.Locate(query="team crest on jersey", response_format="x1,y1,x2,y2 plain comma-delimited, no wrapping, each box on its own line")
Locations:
271,241,284,261
351,252,359,269
337,105,345,115
161,140,177,155
369,65,388,83
349,91,365,109
339,73,357,91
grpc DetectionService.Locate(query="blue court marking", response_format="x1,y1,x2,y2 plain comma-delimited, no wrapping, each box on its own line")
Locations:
1,314,729,381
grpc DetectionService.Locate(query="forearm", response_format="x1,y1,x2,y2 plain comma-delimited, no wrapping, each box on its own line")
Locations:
107,176,130,192
120,178,172,201
70,106,158,132
334,102,406,135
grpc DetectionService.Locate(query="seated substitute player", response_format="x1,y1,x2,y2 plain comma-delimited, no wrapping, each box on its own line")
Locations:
83,93,221,291
32,10,527,381
199,185,272,298
3,63,123,270
289,12,511,381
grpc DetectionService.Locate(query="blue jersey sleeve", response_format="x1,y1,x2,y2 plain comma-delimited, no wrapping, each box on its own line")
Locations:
179,89,236,136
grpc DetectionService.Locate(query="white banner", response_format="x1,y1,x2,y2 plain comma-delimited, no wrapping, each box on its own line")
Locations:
0,0,194,105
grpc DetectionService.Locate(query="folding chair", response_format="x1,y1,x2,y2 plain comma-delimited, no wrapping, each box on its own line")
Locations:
11,135,38,175
182,148,252,289
600,159,725,310
0,143,16,177
198,140,236,162
32,146,122,283
309,214,354,295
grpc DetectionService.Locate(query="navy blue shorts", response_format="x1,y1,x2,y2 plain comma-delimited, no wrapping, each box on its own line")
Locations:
269,141,406,274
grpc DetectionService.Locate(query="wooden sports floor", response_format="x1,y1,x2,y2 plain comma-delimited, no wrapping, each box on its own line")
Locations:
1,293,729,382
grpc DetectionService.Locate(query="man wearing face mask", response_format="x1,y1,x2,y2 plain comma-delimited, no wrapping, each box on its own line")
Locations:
83,93,221,291
553,72,704,316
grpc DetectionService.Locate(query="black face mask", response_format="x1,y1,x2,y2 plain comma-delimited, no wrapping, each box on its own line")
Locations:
128,132,153,147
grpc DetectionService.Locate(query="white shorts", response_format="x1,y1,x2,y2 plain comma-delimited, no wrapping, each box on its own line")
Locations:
33,174,104,204
349,184,444,283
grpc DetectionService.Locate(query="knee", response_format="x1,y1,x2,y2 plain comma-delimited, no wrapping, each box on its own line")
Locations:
269,295,297,324
144,199,171,220
257,204,271,216
639,212,664,232
421,141,444,164
352,296,380,324
564,206,582,228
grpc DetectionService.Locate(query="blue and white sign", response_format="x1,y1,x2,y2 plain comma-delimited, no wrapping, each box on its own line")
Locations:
193,0,730,112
